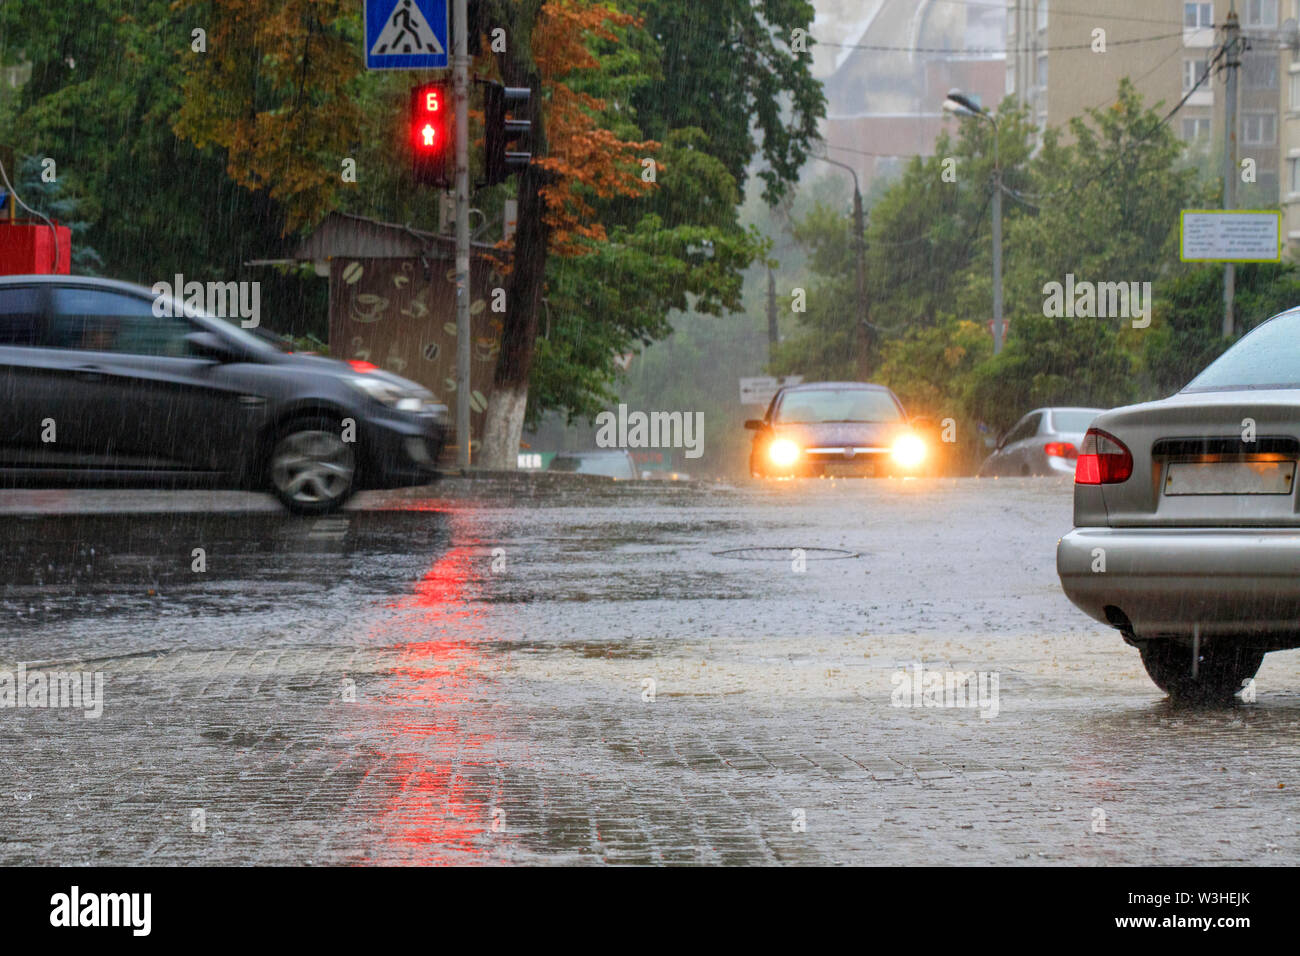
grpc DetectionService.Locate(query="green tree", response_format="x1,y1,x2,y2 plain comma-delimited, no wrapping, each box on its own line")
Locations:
496,0,820,449
623,0,826,205
1142,263,1300,396
15,155,103,274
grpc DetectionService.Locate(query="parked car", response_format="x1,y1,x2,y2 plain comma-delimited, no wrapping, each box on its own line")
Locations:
548,449,638,480
745,381,930,478
978,407,1104,477
0,275,448,514
1057,309,1300,702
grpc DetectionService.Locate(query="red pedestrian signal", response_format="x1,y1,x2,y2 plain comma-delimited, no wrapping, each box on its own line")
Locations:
411,82,450,187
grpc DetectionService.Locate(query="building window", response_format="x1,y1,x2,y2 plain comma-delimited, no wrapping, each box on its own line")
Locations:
1289,157,1300,194
1183,58,1211,92
1290,71,1300,109
1182,117,1212,141
1006,64,1015,96
1246,0,1279,28
1036,53,1048,89
1037,0,1048,30
1244,55,1278,90
1184,2,1213,28
1243,112,1277,145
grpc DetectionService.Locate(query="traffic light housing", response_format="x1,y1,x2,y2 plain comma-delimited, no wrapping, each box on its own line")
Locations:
410,82,450,187
484,82,532,186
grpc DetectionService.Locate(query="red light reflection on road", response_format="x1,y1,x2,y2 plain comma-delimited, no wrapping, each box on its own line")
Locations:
358,522,508,865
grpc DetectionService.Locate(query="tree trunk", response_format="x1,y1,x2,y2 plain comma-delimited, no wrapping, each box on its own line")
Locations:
477,0,550,470
478,382,528,470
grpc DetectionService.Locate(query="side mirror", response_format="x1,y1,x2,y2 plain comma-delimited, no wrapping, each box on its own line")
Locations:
186,330,239,362
995,433,1008,450
744,419,767,431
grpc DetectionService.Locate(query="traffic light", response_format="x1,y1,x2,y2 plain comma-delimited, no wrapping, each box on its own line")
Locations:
410,82,450,187
484,82,532,186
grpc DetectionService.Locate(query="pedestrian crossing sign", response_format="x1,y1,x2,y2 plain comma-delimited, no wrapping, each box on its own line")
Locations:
365,0,449,70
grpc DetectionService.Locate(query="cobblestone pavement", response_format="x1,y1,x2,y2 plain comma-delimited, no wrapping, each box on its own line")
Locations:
2,477,1298,865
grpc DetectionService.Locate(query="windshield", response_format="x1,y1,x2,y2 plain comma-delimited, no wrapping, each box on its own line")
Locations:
1185,312,1300,391
1050,410,1100,433
774,388,903,424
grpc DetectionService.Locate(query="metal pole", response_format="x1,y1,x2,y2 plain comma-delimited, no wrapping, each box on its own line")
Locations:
812,154,868,362
852,183,867,351
453,0,472,469
1222,3,1240,339
991,121,1004,355
767,265,778,358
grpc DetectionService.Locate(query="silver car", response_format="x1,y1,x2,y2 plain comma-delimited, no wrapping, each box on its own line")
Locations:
1057,309,1300,702
548,449,639,480
978,407,1104,477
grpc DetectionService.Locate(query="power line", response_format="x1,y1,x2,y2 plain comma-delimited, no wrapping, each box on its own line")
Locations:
923,0,1185,28
822,143,927,159
813,30,1186,56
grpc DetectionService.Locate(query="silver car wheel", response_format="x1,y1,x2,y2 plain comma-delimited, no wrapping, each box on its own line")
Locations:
270,430,356,504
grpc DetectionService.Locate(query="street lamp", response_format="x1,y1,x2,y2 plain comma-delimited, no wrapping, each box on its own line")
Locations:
812,151,869,373
943,89,1004,355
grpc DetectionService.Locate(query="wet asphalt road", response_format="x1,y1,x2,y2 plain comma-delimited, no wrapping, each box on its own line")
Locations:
2,476,1298,865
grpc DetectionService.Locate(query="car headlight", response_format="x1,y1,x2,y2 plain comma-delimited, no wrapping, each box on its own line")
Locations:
890,433,927,469
346,375,430,411
768,438,801,467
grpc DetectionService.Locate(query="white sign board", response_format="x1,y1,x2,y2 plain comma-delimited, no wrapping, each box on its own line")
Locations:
739,375,803,407
1180,210,1281,263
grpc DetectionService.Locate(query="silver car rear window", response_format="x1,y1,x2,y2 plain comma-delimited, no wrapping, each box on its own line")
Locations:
1185,312,1300,391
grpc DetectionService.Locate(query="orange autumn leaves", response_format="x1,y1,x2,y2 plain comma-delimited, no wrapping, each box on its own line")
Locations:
173,0,366,233
171,0,657,249
530,0,659,256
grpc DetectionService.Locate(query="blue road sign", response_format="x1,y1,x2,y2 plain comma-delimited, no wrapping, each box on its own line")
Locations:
365,0,449,71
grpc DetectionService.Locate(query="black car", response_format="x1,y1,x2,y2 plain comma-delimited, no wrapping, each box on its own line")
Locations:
745,381,930,478
0,276,447,513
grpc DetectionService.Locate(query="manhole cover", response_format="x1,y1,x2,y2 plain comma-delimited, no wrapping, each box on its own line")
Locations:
712,547,859,561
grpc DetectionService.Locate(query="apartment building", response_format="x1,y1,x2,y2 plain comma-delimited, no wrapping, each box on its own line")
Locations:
1279,1,1300,249
1008,1,1285,208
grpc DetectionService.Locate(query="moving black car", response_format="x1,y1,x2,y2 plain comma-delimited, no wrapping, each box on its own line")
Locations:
0,276,447,513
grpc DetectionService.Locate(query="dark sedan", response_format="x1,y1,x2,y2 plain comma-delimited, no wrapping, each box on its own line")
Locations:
0,275,447,514
746,382,929,478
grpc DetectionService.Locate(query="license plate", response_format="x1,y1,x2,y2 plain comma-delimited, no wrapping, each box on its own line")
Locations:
825,461,875,477
1164,460,1297,495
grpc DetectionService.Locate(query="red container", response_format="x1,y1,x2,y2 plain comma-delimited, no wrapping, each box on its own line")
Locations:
0,220,72,275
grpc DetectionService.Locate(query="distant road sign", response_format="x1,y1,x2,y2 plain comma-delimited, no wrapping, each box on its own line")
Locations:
740,375,803,406
365,0,448,70
1180,210,1281,263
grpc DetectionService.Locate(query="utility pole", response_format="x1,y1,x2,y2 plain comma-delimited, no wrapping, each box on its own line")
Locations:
851,184,867,361
453,0,472,469
766,265,778,360
1222,2,1241,339
991,141,1004,354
